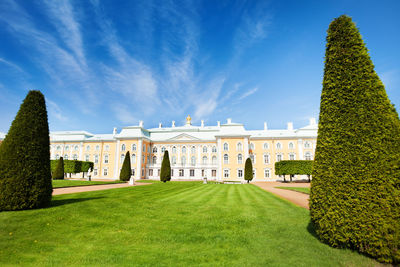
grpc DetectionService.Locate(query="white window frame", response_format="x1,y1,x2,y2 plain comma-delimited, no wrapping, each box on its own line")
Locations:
237,169,243,178
223,154,229,164
224,169,230,178
237,154,243,164
237,142,243,151
223,143,229,151
264,168,270,178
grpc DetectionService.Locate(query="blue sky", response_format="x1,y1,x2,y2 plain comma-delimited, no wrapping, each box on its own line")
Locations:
1,0,399,133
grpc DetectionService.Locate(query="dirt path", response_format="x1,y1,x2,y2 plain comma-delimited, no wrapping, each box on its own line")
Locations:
53,182,151,195
252,182,310,209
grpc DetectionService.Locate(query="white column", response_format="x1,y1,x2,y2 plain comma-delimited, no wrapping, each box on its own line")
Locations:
113,140,120,179
244,137,249,159
79,142,83,160
217,138,222,181
136,139,143,179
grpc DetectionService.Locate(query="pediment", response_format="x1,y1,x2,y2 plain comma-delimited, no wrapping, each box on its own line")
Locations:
168,133,200,141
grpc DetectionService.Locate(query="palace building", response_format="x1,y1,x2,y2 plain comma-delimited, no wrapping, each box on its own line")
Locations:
42,116,318,181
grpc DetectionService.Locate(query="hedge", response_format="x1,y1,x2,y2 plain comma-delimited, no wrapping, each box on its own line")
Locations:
275,160,313,182
52,157,64,180
50,159,93,174
310,15,400,263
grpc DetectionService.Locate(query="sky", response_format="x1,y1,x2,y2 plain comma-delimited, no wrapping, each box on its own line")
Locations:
0,0,399,134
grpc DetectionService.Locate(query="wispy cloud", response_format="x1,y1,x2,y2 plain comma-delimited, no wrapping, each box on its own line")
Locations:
238,87,258,100
112,105,137,125
46,98,68,121
0,58,25,73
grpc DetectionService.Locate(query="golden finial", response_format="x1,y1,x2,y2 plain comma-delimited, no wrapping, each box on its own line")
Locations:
186,115,192,125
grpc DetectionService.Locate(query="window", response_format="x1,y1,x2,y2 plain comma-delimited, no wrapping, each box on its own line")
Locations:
224,169,229,178
277,154,282,162
104,154,109,164
250,143,255,150
132,169,135,176
179,169,184,177
56,146,61,151
263,154,269,164
237,154,243,164
131,154,136,164
65,146,69,151
142,156,145,163
224,154,229,164
191,146,196,154
212,170,216,177
94,168,98,176
141,169,144,177
96,145,100,151
203,146,207,153
56,154,60,159
202,156,208,165
201,169,205,177
72,154,78,160
172,156,177,165
223,143,228,151
181,156,186,165
250,154,255,164
289,153,295,160
304,141,311,149
191,156,196,166
105,145,109,151
263,143,269,150
103,168,108,176
172,146,176,154
74,145,79,151
64,154,69,160
238,169,243,178
153,156,157,164
143,144,146,152
153,147,157,153
305,152,312,160
121,153,125,163
94,155,98,163
171,169,174,177
212,156,217,165
182,146,186,154
148,146,150,153
149,169,153,176
212,146,217,153
190,169,195,177
264,169,270,178
132,144,136,151
276,142,282,149
289,142,294,149
86,145,90,151
161,147,166,153
85,154,89,161
237,142,243,151
147,155,150,162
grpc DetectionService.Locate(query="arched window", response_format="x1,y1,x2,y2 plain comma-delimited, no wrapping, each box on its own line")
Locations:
304,141,311,149
153,156,157,164
237,154,243,164
172,146,177,154
250,154,255,163
56,154,60,159
224,154,229,164
289,142,294,149
223,143,228,151
132,144,136,151
86,145,90,151
181,156,186,165
72,154,77,160
305,152,312,160
161,147,166,153
153,147,158,153
65,146,69,151
94,155,98,163
212,146,217,153
104,154,109,163
212,156,217,165
172,156,177,165
182,146,186,154
56,146,61,151
74,145,79,151
96,145,100,151
202,156,208,165
143,144,146,152
191,156,196,165
131,154,136,164
203,146,207,153
250,143,255,150
237,142,243,151
276,142,282,149
105,145,109,151
121,144,126,151
121,153,125,163
289,153,295,160
263,154,270,164
85,154,89,161
191,146,196,154
64,154,69,160
263,143,269,150
277,154,282,162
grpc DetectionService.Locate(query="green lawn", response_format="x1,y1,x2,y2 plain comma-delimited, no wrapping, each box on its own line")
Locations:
0,182,380,266
276,186,310,195
52,179,125,188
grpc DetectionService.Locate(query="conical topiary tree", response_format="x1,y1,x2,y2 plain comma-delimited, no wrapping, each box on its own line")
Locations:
310,15,400,263
244,157,253,183
119,151,131,181
160,150,171,183
0,90,53,211
52,157,64,180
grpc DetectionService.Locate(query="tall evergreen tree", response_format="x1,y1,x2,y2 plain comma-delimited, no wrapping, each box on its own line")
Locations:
119,151,131,181
0,90,53,211
52,157,64,180
310,15,400,263
160,150,171,183
244,158,253,183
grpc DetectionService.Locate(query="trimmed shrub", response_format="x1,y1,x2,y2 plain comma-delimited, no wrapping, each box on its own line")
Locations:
244,158,253,183
52,157,64,180
310,15,400,263
50,159,93,174
160,150,171,183
275,160,313,182
0,90,53,211
119,151,131,181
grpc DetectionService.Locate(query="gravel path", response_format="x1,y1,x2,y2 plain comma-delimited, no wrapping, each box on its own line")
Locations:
53,182,151,195
252,182,310,209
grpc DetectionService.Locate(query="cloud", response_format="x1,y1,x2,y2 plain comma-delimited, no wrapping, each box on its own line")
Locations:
238,87,258,100
193,77,225,119
46,98,68,121
112,105,137,125
0,58,25,73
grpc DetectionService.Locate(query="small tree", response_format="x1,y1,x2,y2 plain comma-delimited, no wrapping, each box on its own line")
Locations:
119,151,131,181
0,90,53,211
160,150,171,183
52,157,64,180
244,158,253,183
